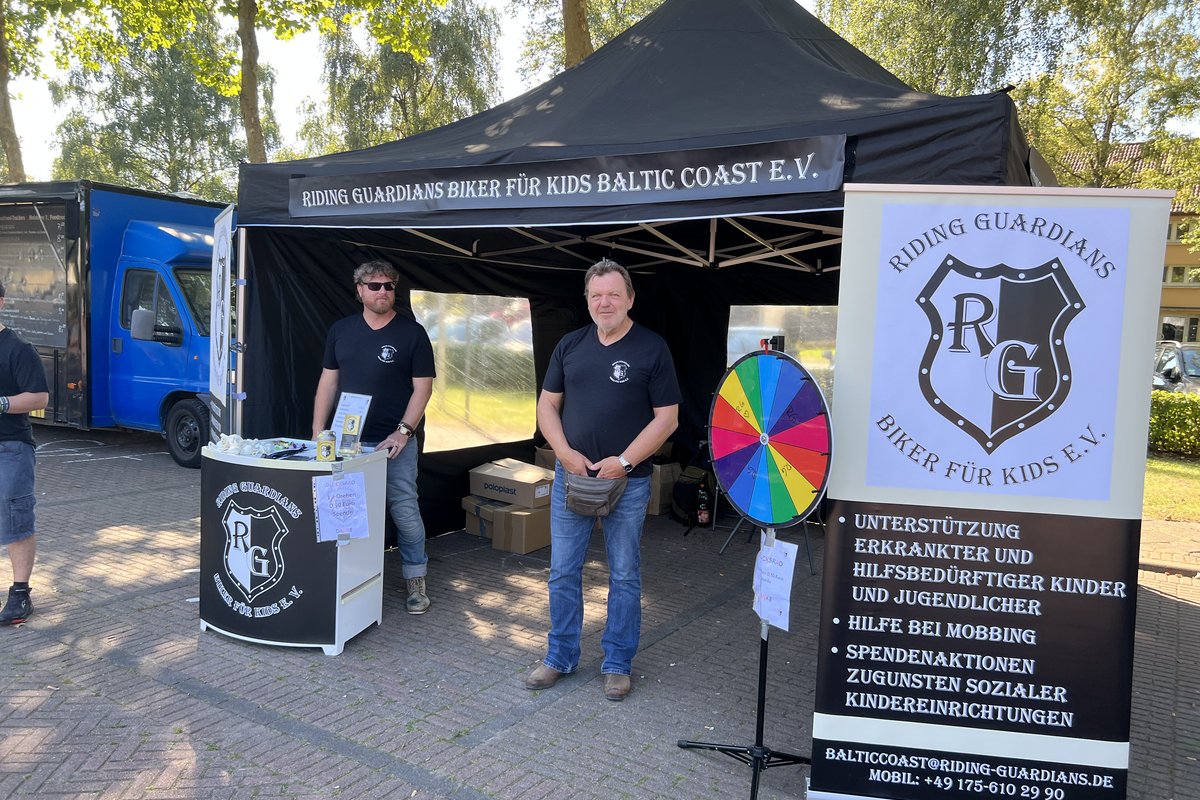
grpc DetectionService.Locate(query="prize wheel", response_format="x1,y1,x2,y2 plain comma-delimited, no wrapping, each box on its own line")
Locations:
708,349,832,529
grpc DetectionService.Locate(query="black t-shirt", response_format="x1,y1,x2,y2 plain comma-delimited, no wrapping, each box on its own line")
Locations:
0,327,49,446
322,313,436,442
543,322,680,478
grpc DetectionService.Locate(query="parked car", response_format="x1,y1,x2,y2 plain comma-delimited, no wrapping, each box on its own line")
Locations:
1152,340,1200,395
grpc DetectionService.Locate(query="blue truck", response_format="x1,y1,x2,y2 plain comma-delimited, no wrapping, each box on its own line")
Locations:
0,181,225,467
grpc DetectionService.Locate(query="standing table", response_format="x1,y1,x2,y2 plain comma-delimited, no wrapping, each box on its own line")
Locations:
199,445,386,655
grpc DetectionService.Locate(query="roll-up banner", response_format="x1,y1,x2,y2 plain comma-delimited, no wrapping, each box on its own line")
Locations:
208,204,235,442
809,185,1173,800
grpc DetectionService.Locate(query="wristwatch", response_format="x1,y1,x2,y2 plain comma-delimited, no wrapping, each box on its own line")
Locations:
396,421,415,438
618,454,633,474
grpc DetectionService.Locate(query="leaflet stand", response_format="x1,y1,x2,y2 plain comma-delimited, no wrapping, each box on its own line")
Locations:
677,527,810,800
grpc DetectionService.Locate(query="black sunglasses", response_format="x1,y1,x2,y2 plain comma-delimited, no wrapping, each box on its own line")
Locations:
360,281,396,292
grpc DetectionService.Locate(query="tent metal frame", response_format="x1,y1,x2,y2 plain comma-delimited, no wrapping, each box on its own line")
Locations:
333,212,845,275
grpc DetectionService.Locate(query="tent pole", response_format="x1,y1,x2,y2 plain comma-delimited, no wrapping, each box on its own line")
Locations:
232,225,248,436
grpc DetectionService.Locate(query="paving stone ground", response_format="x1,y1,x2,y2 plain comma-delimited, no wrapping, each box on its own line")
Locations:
1,427,1196,799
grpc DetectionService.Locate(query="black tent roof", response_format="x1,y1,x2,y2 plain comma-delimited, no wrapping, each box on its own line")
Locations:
238,0,1033,229
232,0,1041,534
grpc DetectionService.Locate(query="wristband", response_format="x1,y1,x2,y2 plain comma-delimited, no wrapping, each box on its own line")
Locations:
0,396,9,414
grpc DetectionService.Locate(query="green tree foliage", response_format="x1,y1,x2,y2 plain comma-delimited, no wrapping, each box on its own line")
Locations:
49,14,269,201
1013,0,1200,193
295,0,500,155
513,0,663,80
209,0,444,162
0,0,203,182
815,0,1057,96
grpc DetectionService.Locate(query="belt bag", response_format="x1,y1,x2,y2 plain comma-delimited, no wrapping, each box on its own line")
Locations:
564,472,628,517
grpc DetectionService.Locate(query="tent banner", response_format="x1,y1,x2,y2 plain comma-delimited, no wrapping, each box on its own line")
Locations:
810,185,1173,800
287,136,845,219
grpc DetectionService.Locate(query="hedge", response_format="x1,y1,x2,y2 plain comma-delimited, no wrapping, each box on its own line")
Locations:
1148,390,1200,458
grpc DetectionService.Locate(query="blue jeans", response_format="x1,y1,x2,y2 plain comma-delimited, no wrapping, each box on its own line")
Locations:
382,440,427,579
544,463,651,676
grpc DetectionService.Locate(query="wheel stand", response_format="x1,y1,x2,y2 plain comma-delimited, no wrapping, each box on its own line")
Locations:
678,619,810,799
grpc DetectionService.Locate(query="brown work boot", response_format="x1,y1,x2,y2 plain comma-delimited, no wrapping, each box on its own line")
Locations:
603,673,631,701
524,663,565,690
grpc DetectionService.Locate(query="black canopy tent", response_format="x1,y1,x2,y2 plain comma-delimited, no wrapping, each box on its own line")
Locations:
235,0,1039,534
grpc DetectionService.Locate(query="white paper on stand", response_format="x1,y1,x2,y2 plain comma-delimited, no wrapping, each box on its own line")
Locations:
313,471,368,543
753,531,799,631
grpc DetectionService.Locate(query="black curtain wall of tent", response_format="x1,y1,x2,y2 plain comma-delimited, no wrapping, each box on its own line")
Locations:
235,0,1039,535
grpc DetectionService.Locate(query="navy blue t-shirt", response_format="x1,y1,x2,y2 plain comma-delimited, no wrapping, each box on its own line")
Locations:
322,314,435,442
0,327,49,447
543,322,680,478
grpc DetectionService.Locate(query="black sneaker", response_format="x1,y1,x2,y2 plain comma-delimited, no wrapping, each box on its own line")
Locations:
0,590,32,626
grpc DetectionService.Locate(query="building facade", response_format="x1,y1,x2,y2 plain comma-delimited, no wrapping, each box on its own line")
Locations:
1162,213,1199,342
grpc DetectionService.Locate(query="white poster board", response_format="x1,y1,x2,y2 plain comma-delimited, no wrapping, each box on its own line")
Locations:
809,185,1173,800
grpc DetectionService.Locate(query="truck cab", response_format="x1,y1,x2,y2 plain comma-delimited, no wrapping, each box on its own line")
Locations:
111,222,214,466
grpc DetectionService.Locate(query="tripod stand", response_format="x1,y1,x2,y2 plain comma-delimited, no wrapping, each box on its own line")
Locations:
677,617,810,799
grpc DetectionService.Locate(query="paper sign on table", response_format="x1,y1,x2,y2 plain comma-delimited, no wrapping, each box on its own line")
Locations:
313,471,368,543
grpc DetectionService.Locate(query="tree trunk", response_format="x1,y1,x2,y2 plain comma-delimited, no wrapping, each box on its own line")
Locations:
0,6,26,182
562,0,593,68
238,0,266,163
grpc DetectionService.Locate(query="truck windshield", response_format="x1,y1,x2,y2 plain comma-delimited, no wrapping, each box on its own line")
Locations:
176,268,211,336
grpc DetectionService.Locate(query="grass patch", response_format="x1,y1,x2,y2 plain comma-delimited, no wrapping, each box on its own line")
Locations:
425,385,536,452
1144,452,1200,522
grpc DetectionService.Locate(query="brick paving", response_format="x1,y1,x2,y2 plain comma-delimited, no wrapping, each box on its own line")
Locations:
0,426,1196,799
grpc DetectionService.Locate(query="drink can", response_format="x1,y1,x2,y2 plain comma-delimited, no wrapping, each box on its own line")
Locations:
316,430,336,462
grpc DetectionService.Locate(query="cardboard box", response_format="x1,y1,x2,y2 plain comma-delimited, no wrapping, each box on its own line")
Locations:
491,505,551,554
461,494,515,539
469,458,555,507
533,445,556,470
648,461,682,515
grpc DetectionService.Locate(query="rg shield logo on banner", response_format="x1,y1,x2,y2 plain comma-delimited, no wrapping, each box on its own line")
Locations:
868,204,1129,501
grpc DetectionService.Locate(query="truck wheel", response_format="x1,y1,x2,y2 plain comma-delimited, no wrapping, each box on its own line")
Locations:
166,398,209,469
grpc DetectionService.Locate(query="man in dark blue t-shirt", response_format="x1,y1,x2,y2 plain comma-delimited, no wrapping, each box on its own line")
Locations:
313,260,436,614
0,280,50,626
525,259,680,701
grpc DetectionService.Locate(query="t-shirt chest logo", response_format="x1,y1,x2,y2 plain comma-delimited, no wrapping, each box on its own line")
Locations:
609,360,631,383
378,345,398,363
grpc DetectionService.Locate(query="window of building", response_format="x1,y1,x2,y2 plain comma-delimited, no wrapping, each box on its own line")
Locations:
728,305,837,404
1160,316,1200,343
1167,221,1193,242
1163,265,1200,285
410,291,536,452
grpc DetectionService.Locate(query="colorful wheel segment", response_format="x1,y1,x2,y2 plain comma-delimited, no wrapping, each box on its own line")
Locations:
709,350,832,528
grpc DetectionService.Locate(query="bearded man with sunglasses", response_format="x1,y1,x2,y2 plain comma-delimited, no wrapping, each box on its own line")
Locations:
312,260,436,614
